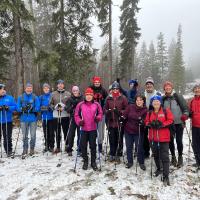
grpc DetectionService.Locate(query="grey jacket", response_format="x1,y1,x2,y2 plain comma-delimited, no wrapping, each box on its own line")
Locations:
50,90,71,118
162,91,189,124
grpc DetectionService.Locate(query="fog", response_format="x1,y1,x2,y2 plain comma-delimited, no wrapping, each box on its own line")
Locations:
91,0,200,77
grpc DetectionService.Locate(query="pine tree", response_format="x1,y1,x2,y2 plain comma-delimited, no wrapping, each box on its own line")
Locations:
120,0,141,80
148,41,157,81
112,38,120,80
168,38,176,80
155,32,168,86
137,41,149,84
170,24,185,93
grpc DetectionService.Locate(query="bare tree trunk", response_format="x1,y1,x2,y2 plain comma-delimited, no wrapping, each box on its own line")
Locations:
60,0,65,75
29,0,40,94
13,10,24,97
108,0,112,84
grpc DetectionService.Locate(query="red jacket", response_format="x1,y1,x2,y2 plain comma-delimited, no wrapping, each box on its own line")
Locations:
145,107,174,142
189,96,200,128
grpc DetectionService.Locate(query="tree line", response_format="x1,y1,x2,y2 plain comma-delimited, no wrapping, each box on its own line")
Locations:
0,0,188,97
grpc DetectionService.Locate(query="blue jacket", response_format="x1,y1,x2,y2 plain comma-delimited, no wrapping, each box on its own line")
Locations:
17,93,40,122
39,93,53,121
0,94,16,123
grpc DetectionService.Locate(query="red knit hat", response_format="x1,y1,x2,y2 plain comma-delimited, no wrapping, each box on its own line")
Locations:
163,81,173,89
85,87,94,96
93,76,101,83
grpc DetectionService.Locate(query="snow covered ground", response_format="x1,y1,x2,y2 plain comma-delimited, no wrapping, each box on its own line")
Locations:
0,120,200,200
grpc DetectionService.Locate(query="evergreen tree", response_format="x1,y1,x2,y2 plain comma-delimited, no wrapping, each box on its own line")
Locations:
148,41,157,82
155,32,168,86
168,38,176,80
170,24,185,93
112,38,120,80
120,0,141,80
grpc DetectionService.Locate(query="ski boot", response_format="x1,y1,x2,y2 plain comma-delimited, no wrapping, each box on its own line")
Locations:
177,155,183,168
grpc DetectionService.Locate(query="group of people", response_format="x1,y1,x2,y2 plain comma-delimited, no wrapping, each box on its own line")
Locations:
0,76,200,186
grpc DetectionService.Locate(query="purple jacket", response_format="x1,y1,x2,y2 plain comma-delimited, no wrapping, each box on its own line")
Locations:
74,101,103,131
123,104,147,134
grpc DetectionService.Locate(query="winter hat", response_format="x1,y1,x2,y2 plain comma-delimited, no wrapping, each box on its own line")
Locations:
42,83,50,89
0,84,5,90
93,76,101,83
163,81,173,89
150,95,162,104
72,85,80,92
128,79,138,87
193,83,200,92
57,79,64,85
112,81,120,89
145,77,154,85
85,87,94,96
25,82,33,88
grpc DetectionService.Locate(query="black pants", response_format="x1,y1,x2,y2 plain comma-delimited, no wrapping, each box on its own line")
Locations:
109,127,123,156
192,127,200,165
53,117,69,149
151,142,169,177
81,130,97,163
66,117,80,152
0,122,12,153
42,119,54,149
169,124,184,157
143,127,150,157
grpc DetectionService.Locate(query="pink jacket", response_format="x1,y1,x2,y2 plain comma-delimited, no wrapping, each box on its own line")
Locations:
74,101,103,131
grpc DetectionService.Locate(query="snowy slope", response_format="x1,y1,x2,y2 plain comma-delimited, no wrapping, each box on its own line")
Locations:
0,121,200,200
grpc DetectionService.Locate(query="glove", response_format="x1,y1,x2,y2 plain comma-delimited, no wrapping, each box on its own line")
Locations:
113,108,120,116
138,117,144,126
3,105,9,111
119,116,126,123
150,120,157,128
146,123,152,128
79,120,84,126
94,117,99,123
0,106,3,111
41,106,48,111
22,106,27,112
180,114,188,122
26,103,33,111
154,120,163,129
57,103,64,112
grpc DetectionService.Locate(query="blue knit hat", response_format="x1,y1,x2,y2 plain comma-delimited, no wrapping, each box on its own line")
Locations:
112,81,120,89
57,79,64,85
150,95,162,104
25,82,33,88
128,79,138,86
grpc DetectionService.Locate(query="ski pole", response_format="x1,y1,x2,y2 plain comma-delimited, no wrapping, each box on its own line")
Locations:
45,114,48,156
185,122,192,164
150,128,154,179
0,111,3,158
135,124,141,175
57,110,63,167
104,127,109,162
64,116,73,151
114,120,122,170
74,126,82,173
4,110,9,157
97,124,102,171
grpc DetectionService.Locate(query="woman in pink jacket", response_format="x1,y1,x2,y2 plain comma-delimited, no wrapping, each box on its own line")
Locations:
75,88,103,170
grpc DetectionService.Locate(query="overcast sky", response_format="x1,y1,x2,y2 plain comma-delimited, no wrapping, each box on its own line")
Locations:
91,0,200,65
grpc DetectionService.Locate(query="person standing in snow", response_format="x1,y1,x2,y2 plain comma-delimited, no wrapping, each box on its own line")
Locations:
162,81,189,167
189,84,200,169
90,76,108,154
50,80,71,154
65,86,83,156
74,88,103,170
104,82,128,162
143,77,161,159
145,95,174,186
17,83,40,158
0,83,16,157
122,94,147,169
39,83,54,153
